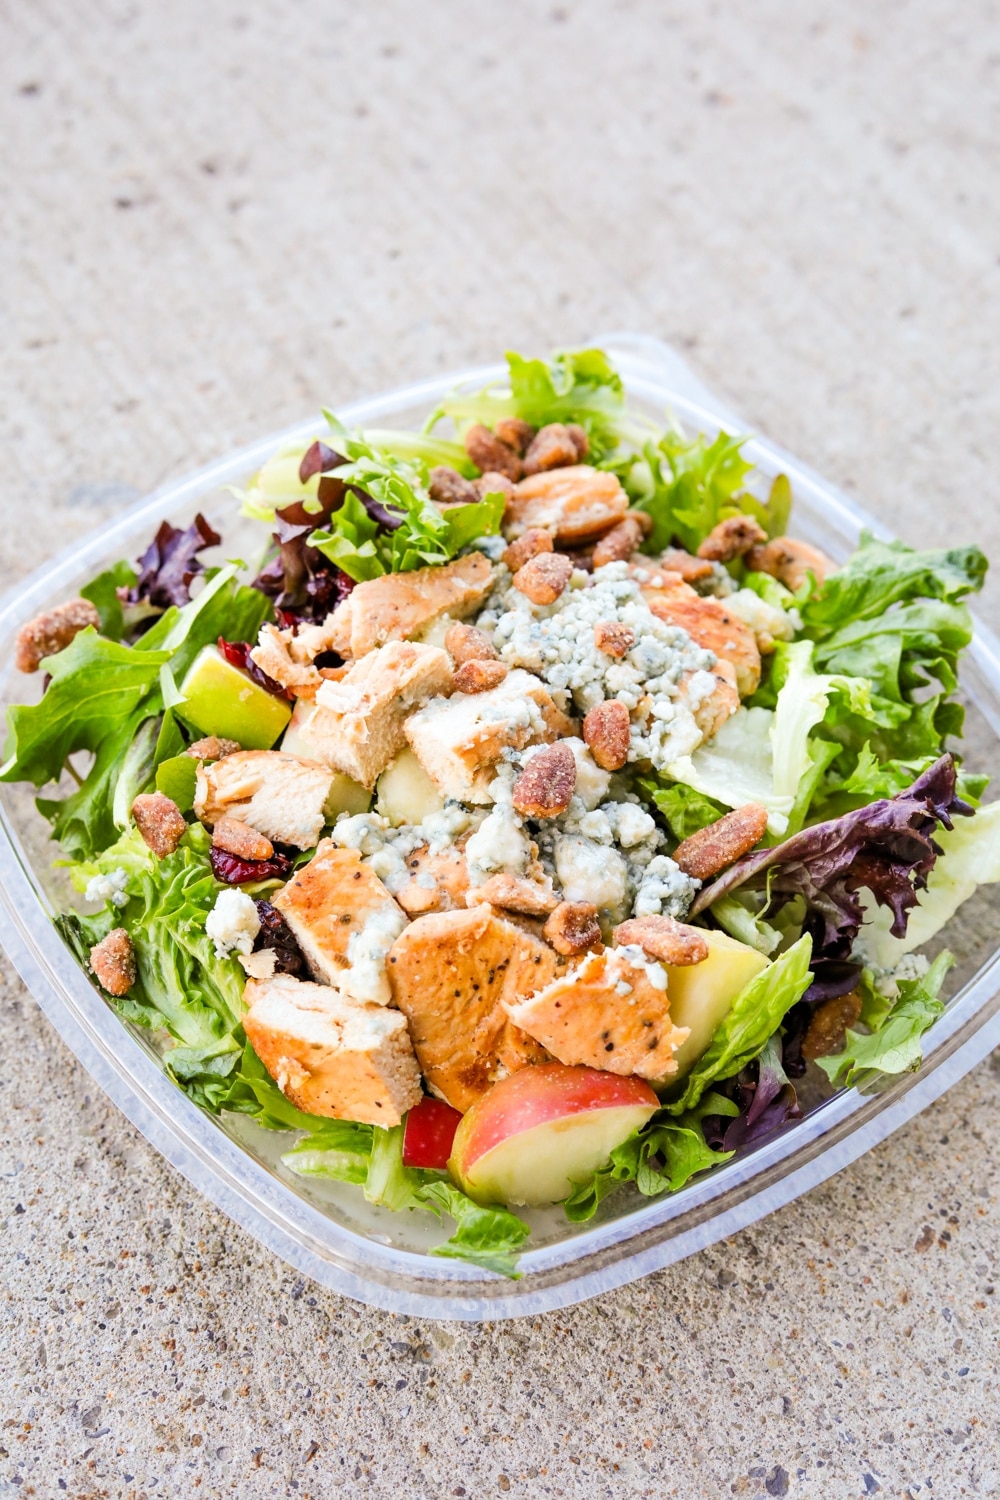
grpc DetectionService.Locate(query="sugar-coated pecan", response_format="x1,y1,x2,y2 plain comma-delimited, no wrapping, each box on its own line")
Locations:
566,423,589,460
186,735,241,761
90,928,136,996
212,815,275,862
802,990,863,1062
582,699,631,771
503,528,554,573
464,424,523,482
544,900,602,956
522,423,582,475
473,470,516,502
512,551,574,605
592,513,651,568
697,514,767,562
593,621,635,659
745,536,833,592
613,915,709,967
453,658,509,694
15,598,100,673
672,803,769,880
428,465,481,506
131,792,187,858
444,622,499,665
493,417,536,456
512,742,577,818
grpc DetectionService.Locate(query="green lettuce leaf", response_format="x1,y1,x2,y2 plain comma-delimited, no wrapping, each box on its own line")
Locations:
802,534,986,637
1,631,170,788
816,951,952,1090
562,1092,738,1223
417,1180,532,1279
80,560,138,641
640,779,729,841
667,935,814,1114
281,1120,375,1185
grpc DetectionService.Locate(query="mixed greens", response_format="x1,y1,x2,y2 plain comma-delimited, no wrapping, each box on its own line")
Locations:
3,346,995,1280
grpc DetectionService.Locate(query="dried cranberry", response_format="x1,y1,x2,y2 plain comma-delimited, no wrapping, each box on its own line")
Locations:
209,845,292,886
253,900,309,977
216,637,291,700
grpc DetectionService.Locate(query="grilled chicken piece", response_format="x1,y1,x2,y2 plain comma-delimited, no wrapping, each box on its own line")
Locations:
387,906,566,1111
243,973,421,1126
394,840,471,916
503,947,689,1081
502,465,629,545
300,640,454,788
272,840,406,1006
194,751,334,850
404,667,574,804
643,581,762,697
325,552,494,659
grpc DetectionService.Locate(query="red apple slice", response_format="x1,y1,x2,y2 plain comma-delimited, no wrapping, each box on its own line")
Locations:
448,1063,658,1207
402,1096,463,1169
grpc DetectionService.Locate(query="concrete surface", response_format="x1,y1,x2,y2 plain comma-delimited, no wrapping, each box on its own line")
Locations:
2,2,1000,1496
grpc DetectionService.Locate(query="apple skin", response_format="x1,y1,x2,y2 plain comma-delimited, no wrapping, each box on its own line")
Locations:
178,645,291,749
402,1097,463,1170
448,1063,658,1207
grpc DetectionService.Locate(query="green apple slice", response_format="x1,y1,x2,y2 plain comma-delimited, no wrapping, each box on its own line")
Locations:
666,929,771,1080
376,749,445,826
178,645,291,750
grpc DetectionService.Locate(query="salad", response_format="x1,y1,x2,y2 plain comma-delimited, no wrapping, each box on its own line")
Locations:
4,346,998,1279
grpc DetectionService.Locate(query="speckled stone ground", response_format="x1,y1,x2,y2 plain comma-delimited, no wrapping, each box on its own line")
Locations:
2,3,1000,1496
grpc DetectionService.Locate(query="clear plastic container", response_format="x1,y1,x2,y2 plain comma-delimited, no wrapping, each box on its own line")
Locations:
1,334,998,1321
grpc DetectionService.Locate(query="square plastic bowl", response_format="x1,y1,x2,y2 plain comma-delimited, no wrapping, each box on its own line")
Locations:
1,335,998,1320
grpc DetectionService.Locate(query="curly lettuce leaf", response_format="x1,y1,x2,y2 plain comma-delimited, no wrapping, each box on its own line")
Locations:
816,952,952,1090
80,559,138,641
667,935,814,1115
562,1092,738,1223
640,778,729,841
283,1119,531,1278
802,534,986,637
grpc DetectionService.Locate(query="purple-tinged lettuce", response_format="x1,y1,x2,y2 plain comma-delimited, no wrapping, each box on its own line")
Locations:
691,755,972,964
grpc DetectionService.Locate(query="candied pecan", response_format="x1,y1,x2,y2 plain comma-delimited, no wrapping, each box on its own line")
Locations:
469,873,559,915
493,417,536,456
745,536,833,592
613,915,709,967
592,514,650,568
582,699,631,771
503,528,554,572
131,792,187,858
697,514,767,562
512,742,577,818
658,548,715,583
512,551,574,605
566,423,589,460
444,622,499,665
522,423,582,475
15,598,100,673
212,815,275,862
473,470,516,502
802,989,863,1062
186,735,241,761
90,928,136,996
593,621,635,659
464,424,523,481
672,803,769,880
544,900,601,956
428,465,480,506
453,658,509,693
